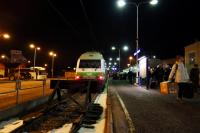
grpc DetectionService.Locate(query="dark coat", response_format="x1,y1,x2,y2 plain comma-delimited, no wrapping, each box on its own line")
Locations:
190,68,199,83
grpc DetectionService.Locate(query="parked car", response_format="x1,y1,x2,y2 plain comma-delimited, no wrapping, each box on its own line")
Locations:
8,69,32,81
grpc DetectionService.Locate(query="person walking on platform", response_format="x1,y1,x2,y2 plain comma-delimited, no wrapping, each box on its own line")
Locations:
163,64,171,81
155,64,164,86
128,69,134,85
146,67,152,89
189,64,199,93
168,55,189,101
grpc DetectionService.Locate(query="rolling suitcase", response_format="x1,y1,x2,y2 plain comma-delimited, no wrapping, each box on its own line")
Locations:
160,81,170,94
183,83,194,99
160,81,178,94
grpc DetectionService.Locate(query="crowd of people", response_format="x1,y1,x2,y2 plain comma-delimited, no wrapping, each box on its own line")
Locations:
112,55,200,99
146,63,171,89
146,56,199,95
147,55,199,101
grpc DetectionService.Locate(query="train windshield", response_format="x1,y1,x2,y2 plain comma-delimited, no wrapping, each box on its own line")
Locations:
79,60,101,68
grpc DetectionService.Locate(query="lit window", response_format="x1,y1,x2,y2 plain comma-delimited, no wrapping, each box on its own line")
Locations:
189,52,195,65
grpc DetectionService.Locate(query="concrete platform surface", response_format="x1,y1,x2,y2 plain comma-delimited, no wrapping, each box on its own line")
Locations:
109,80,200,133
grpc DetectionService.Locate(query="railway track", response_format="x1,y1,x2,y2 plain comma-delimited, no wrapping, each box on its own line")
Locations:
13,85,99,133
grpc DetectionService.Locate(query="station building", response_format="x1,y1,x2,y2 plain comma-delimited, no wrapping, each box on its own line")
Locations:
185,41,200,72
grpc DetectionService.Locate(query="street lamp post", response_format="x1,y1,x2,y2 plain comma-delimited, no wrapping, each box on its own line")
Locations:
119,48,121,71
0,54,10,63
1,54,10,77
1,54,5,59
0,33,10,40
117,0,158,84
49,51,56,78
111,45,128,71
29,44,40,72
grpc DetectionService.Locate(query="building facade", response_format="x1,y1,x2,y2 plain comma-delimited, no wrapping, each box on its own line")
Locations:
0,63,5,77
185,41,200,72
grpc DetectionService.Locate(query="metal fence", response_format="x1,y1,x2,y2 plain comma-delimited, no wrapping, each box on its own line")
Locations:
0,79,49,109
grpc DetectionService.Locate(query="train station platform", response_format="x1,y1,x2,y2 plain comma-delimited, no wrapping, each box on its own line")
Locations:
1,79,200,133
109,80,200,133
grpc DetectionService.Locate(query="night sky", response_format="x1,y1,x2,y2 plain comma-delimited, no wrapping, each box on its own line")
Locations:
0,0,200,72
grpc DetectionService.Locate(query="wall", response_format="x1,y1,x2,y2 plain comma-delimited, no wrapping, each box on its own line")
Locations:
185,41,200,72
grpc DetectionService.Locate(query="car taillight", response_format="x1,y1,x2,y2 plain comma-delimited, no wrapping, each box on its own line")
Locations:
98,75,104,80
75,76,80,80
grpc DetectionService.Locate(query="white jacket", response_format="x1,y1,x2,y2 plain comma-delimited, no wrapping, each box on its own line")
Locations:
169,62,189,83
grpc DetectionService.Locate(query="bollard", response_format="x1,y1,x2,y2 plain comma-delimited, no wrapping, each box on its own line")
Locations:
16,79,21,104
43,79,46,96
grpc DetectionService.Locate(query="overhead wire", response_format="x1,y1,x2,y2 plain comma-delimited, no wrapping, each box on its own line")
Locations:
47,0,81,37
48,0,98,46
79,0,98,46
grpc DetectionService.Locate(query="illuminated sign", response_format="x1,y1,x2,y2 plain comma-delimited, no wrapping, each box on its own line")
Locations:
139,56,147,78
134,49,141,56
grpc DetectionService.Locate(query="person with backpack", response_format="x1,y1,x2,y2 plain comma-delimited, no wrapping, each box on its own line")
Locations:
168,55,190,101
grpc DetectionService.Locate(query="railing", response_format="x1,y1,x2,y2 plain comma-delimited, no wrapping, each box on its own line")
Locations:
0,79,51,109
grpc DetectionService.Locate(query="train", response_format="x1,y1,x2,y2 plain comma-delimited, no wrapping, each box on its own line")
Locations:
75,51,107,91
